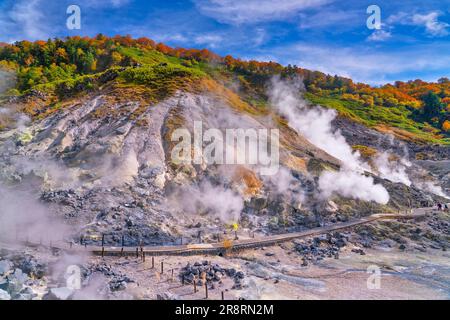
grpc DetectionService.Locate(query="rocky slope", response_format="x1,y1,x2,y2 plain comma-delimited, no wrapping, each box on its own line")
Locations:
0,66,449,300
0,73,448,246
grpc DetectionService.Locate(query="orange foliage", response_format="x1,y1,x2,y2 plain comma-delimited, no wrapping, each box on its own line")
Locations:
443,120,450,132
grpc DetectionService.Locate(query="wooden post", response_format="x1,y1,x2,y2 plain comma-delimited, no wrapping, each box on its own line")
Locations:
171,269,174,282
120,247,124,257
182,274,185,285
101,234,105,257
136,248,139,258
142,251,146,262
161,261,164,274
152,256,155,269
194,277,197,293
234,230,238,240
205,283,208,299
221,291,224,300
121,235,125,247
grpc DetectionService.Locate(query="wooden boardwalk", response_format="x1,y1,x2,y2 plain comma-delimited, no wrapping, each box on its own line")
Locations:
1,209,430,257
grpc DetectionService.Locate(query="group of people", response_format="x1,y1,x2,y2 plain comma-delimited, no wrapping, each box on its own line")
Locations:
436,203,449,212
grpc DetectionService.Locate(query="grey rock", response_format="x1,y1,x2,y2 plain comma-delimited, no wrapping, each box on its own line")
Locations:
7,269,28,295
0,289,11,300
0,260,13,276
157,292,179,300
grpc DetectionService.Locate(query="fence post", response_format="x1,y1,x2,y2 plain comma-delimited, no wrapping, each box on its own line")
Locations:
194,277,197,293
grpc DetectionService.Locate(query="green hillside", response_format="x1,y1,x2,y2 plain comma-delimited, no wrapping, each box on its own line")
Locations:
0,35,448,144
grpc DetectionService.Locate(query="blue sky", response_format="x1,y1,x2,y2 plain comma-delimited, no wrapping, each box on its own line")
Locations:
0,0,449,85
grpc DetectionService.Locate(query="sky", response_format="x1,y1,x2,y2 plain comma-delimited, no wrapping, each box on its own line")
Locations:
0,0,449,85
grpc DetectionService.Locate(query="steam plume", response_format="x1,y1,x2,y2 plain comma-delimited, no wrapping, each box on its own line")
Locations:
268,76,389,204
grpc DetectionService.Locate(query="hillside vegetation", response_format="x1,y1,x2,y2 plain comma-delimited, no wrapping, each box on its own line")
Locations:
0,35,449,144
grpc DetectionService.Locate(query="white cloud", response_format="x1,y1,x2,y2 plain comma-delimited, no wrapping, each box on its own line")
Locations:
387,11,449,37
194,0,332,25
412,12,449,37
194,34,223,48
298,10,360,30
267,42,450,84
110,0,131,7
82,0,132,8
367,30,392,41
1,0,49,41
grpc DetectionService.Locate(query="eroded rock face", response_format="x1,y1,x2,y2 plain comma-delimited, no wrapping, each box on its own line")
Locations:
0,88,447,249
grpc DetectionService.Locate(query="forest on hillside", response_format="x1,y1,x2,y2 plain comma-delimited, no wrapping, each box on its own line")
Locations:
1,35,449,143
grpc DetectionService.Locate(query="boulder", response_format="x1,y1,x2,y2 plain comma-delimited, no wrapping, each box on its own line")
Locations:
0,289,11,300
0,260,13,276
7,269,28,295
157,292,180,300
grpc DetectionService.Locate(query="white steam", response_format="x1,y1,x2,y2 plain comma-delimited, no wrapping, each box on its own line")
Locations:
269,77,364,171
268,77,389,204
373,152,412,186
97,150,139,187
0,183,71,242
170,180,244,223
318,170,390,204
415,180,449,199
